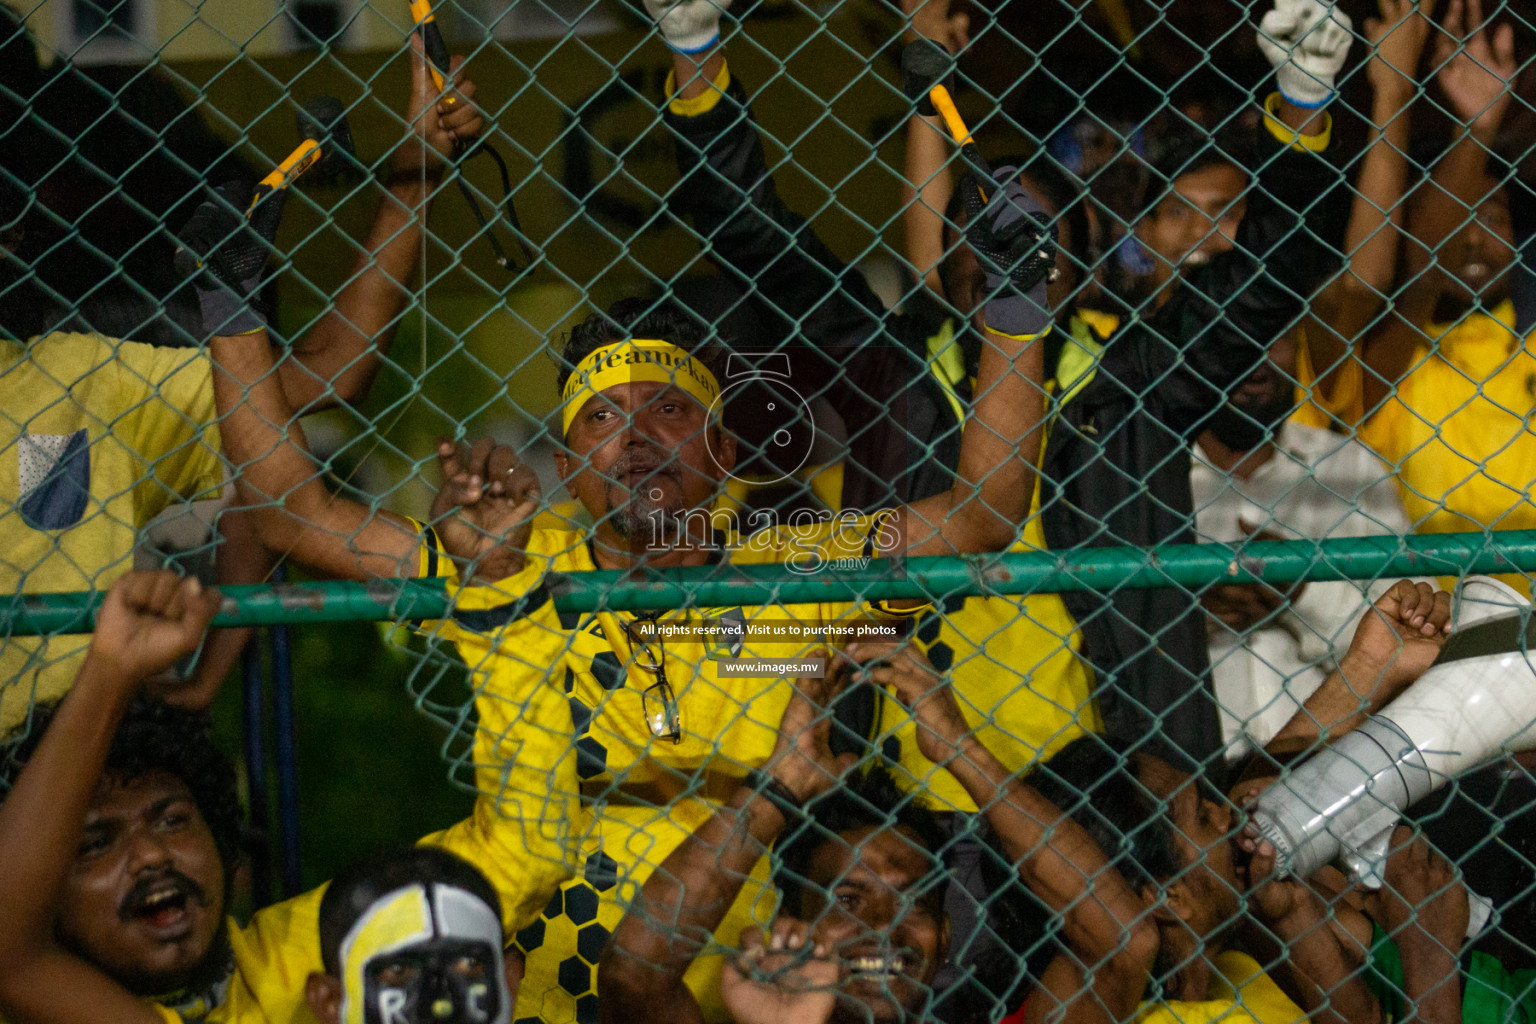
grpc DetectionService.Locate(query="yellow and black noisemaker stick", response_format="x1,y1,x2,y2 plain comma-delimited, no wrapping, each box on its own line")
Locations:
408,0,535,271
176,95,358,287
245,96,358,235
901,39,997,201
900,38,1058,286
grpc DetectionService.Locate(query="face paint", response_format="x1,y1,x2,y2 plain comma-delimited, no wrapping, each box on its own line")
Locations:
338,884,511,1024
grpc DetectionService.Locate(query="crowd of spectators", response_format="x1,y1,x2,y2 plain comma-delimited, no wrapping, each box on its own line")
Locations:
2,1,1536,1023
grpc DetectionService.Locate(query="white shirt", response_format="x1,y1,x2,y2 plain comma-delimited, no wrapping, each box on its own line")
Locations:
1190,422,1412,760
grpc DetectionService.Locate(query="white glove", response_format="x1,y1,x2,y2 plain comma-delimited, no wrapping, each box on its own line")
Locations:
1257,0,1354,108
643,0,731,53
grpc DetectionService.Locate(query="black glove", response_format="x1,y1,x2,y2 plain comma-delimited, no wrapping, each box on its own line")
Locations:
174,181,285,339
964,165,1057,338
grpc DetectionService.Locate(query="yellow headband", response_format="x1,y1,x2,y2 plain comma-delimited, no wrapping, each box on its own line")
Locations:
560,339,720,436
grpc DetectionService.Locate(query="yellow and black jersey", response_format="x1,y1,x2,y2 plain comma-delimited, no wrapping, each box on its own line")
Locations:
882,483,1101,812
432,516,913,1024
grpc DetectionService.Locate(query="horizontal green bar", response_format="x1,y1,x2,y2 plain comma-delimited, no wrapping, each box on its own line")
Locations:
5,530,1533,636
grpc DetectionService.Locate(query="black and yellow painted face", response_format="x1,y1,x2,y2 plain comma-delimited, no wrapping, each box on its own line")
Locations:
340,883,511,1024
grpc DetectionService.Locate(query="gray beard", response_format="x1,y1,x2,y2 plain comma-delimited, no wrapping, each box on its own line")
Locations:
607,493,684,543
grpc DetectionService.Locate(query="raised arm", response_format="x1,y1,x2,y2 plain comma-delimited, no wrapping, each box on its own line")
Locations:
662,35,891,349
898,0,969,298
276,38,482,414
598,671,850,1024
1137,0,1348,434
1366,0,1516,406
211,330,423,579
1265,579,1452,757
855,641,1156,1024
895,175,1051,557
0,572,221,1024
198,50,524,585
1306,0,1429,403
212,316,538,580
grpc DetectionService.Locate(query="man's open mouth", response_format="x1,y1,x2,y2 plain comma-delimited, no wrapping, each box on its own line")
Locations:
121,875,201,934
847,953,907,979
609,447,679,489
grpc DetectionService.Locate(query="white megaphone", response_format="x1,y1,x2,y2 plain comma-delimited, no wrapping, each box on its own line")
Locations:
1248,575,1536,936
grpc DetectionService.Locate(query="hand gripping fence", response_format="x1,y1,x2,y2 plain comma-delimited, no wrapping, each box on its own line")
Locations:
4,1,1536,1024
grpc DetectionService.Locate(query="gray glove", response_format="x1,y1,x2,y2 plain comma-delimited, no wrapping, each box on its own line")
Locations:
964,165,1057,339
174,181,284,339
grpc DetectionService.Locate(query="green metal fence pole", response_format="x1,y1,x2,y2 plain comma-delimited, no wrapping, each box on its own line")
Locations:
7,529,1534,635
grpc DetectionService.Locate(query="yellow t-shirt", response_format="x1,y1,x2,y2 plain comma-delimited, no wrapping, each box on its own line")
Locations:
1137,950,1308,1024
878,316,1102,811
1357,300,1536,539
1292,324,1366,432
433,518,900,1024
0,332,222,734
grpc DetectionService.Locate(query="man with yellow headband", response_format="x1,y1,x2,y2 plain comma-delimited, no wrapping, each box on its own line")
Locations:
175,42,1054,1000
204,144,1052,1022
426,206,1050,1016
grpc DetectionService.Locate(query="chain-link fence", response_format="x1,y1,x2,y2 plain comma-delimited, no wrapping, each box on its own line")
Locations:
2,0,1536,1023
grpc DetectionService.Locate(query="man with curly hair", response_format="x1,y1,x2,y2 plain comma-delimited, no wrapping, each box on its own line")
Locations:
0,570,560,1024
0,571,239,1024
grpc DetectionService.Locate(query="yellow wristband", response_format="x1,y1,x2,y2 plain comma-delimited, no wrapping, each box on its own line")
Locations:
666,59,731,117
982,322,1052,343
1263,92,1332,152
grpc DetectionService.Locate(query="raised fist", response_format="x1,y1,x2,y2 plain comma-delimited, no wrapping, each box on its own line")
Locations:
641,0,731,53
88,571,222,688
1258,0,1354,108
965,166,1057,339
174,181,281,339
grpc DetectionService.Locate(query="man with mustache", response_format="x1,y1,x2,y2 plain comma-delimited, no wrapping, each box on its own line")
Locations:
0,569,572,1024
598,643,1153,1024
434,221,1048,1016
203,119,1053,1014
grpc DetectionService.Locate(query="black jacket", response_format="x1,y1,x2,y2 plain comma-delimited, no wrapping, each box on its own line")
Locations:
1038,136,1339,767
665,76,1339,766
